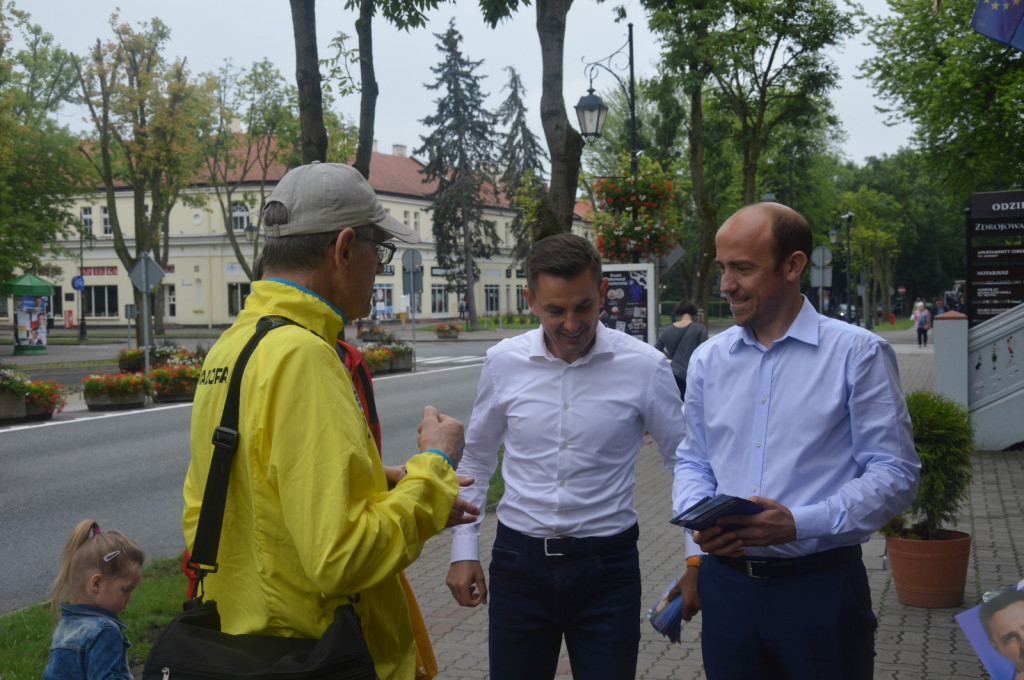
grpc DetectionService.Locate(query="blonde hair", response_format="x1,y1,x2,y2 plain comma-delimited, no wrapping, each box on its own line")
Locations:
49,519,145,613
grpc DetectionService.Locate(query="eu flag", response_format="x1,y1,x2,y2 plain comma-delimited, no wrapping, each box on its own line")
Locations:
971,0,1024,52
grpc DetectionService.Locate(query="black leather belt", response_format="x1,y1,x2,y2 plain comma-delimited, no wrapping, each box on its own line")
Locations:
496,522,639,559
716,544,862,579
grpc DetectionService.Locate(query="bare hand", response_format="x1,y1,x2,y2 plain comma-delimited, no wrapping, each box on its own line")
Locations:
666,565,701,622
692,496,797,556
383,465,406,489
446,560,487,607
446,476,480,527
417,405,465,469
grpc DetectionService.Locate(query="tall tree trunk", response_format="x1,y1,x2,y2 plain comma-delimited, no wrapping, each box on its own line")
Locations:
290,0,327,163
353,0,378,179
535,0,581,239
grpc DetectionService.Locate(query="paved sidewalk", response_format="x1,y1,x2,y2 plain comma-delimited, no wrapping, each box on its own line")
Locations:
402,325,1024,679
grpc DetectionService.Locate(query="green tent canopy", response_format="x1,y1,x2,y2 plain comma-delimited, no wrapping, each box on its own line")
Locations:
1,273,55,297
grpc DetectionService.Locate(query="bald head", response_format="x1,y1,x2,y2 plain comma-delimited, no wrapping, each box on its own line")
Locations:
721,202,813,273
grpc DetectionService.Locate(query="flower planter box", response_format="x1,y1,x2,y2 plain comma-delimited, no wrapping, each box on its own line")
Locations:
0,386,26,423
85,389,147,411
390,354,413,372
435,330,459,339
24,402,54,421
153,383,197,403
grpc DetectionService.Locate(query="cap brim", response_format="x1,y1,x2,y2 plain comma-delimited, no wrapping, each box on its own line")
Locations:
375,212,419,244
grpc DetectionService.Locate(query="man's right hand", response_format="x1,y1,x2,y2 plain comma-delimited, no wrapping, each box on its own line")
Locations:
417,405,466,469
446,560,487,607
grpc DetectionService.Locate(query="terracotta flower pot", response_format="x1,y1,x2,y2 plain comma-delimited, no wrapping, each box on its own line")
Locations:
885,530,972,608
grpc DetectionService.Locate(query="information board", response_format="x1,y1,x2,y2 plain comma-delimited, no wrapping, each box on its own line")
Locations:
600,263,655,344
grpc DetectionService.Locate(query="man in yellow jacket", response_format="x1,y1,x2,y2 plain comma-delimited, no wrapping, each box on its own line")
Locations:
183,162,473,680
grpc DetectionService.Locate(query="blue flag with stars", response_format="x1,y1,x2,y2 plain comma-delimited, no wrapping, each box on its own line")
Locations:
971,0,1024,52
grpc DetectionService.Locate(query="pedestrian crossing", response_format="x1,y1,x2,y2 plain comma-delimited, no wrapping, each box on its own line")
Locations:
415,355,483,365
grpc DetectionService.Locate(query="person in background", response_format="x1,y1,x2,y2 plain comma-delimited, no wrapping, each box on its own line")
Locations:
45,519,145,680
935,298,947,315
912,300,931,348
183,162,473,680
655,300,708,399
674,202,920,679
446,233,684,680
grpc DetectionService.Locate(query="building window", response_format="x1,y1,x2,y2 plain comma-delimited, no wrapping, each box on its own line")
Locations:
166,284,176,317
232,202,250,231
83,285,119,318
373,284,394,320
403,210,410,226
81,207,93,235
227,282,251,317
485,284,500,314
102,207,112,235
431,284,449,314
413,212,420,236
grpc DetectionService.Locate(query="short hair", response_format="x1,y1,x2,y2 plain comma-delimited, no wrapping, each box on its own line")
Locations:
254,202,341,277
980,588,1024,642
769,206,813,271
524,233,603,293
674,300,699,318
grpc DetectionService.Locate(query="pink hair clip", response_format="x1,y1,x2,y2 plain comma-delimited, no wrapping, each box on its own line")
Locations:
92,526,101,535
103,550,120,562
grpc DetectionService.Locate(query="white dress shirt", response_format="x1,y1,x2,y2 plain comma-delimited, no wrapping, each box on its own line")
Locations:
450,323,685,563
673,297,921,558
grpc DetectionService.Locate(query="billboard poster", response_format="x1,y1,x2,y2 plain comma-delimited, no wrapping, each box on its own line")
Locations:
600,263,655,344
14,295,48,347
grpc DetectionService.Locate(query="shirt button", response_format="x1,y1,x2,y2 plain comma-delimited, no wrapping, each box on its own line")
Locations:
751,485,758,492
766,353,772,359
559,479,566,487
756,441,762,448
760,396,766,403
560,441,568,449
563,403,570,409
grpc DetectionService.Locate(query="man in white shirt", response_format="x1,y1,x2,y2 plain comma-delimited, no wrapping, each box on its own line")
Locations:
673,201,920,679
445,233,684,680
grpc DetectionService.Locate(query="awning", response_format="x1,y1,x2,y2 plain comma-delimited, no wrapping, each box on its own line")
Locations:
1,273,56,297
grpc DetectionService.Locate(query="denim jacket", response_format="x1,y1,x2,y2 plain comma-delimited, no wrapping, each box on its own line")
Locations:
44,602,132,680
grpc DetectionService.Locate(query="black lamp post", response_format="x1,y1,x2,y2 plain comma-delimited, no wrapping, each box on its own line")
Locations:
575,23,639,177
78,230,94,341
841,211,854,324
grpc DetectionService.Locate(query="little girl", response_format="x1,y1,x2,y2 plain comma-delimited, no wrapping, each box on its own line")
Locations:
44,519,145,680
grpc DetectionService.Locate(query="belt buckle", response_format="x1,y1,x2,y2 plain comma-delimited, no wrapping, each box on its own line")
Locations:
745,559,770,579
544,536,565,557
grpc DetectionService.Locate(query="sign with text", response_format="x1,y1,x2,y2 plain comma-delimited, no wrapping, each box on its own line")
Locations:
600,263,655,345
973,246,1024,260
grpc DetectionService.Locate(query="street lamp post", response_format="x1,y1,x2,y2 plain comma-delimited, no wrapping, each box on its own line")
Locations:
78,230,94,341
841,211,854,324
574,23,638,176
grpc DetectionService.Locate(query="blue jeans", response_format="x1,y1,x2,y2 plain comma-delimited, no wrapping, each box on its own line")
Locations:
699,552,877,679
487,523,641,680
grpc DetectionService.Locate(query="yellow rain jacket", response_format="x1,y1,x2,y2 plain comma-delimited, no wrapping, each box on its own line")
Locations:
183,279,457,680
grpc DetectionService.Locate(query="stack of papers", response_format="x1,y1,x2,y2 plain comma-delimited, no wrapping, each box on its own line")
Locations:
647,581,683,643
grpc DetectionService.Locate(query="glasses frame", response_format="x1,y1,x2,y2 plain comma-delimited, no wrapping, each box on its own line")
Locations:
363,236,396,266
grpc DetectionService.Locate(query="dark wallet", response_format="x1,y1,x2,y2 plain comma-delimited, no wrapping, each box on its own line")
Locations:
670,494,763,531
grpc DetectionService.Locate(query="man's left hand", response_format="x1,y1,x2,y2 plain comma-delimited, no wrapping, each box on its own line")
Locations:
725,496,797,547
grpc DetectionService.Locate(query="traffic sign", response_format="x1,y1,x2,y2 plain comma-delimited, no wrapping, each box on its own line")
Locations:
129,252,165,294
71,275,85,291
897,285,906,295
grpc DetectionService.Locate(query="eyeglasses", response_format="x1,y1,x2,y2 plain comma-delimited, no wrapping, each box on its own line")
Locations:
362,236,396,266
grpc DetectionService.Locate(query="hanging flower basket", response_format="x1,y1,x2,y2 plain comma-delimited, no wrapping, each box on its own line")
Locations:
82,372,149,411
592,175,679,263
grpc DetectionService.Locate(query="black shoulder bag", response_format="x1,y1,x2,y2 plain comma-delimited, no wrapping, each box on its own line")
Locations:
143,315,377,680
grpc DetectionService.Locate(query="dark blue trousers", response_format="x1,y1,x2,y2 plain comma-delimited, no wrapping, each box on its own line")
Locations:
487,523,641,680
699,553,877,679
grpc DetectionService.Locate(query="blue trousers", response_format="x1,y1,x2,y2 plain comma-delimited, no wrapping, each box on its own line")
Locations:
487,523,641,680
699,553,877,679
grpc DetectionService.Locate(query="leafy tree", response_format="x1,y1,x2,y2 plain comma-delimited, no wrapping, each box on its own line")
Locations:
841,185,903,324
416,19,500,331
0,5,83,281
200,59,298,281
72,13,216,342
495,66,548,262
863,0,1024,196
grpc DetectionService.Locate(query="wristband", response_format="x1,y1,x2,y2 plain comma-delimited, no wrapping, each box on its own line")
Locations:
423,448,455,470
686,555,704,568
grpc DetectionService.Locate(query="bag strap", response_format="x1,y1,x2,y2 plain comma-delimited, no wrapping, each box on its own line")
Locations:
669,323,696,361
188,315,298,583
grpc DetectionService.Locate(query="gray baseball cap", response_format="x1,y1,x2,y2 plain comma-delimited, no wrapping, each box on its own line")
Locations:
263,161,418,243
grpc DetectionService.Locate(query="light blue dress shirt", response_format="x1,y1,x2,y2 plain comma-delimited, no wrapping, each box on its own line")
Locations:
673,298,920,558
451,323,684,563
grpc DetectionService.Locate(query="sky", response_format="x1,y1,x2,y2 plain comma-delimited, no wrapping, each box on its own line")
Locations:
22,0,913,167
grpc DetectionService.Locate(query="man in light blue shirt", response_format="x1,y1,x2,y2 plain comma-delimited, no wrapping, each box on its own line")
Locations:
673,202,920,679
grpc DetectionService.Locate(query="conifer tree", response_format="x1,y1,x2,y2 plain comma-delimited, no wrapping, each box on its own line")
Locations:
416,19,499,331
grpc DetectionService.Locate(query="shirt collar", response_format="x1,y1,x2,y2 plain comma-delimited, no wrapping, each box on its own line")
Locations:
528,321,615,365
731,296,820,352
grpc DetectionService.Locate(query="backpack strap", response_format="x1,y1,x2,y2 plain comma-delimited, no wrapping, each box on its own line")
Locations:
188,315,298,584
